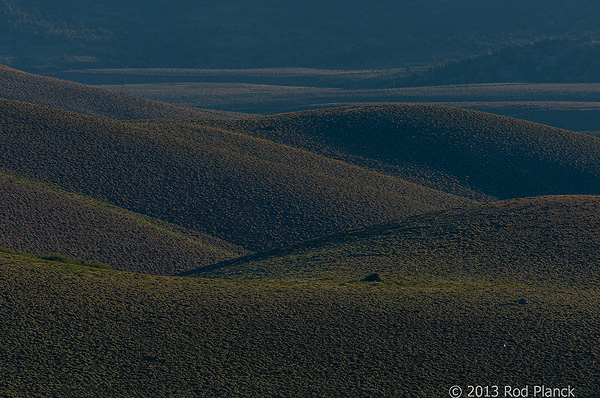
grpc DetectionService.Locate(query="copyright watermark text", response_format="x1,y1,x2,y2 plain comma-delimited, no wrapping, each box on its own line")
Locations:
449,385,575,398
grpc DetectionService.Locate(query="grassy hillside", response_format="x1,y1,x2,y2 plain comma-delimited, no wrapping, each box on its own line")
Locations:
1,71,598,397
207,104,600,200
0,170,246,275
1,251,599,397
190,195,600,287
0,99,473,252
0,64,242,120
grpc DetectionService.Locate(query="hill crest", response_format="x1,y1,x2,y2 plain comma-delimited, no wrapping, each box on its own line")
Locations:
187,195,600,287
0,170,247,274
0,64,244,120
206,104,600,200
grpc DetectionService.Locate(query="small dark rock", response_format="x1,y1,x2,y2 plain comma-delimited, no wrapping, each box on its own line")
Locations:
143,355,166,363
362,273,383,282
518,298,528,305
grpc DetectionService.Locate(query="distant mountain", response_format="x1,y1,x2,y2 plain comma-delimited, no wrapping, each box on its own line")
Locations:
2,0,600,71
0,170,247,274
405,37,600,86
0,64,242,120
206,105,600,200
188,195,600,287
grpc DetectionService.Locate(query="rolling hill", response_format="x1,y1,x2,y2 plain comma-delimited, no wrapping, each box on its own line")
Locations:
2,69,599,396
0,64,243,120
1,250,599,397
205,104,600,200
0,98,473,252
188,195,600,287
95,73,600,131
0,170,246,275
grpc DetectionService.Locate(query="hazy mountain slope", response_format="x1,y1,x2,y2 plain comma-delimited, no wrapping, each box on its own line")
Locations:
190,195,600,287
0,171,246,275
1,252,599,397
3,0,600,70
207,104,600,200
0,64,242,120
0,99,473,251
406,37,600,86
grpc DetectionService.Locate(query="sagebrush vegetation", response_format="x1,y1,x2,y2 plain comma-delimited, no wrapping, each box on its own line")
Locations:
2,66,600,397
189,195,600,286
0,98,473,252
206,104,600,199
1,251,599,397
0,170,246,275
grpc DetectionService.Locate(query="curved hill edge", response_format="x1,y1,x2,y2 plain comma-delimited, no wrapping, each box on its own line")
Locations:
186,195,600,287
0,98,475,252
0,64,247,120
0,170,248,275
202,104,600,200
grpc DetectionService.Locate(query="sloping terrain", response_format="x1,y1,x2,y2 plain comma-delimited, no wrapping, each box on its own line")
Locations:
0,98,472,252
206,104,600,200
2,70,599,397
1,251,599,397
405,37,600,86
100,76,600,131
0,171,246,275
189,195,600,287
2,0,600,71
0,64,242,120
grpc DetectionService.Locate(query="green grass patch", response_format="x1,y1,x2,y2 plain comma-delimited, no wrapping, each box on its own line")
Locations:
1,251,599,397
0,246,111,270
190,195,600,289
0,169,247,275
